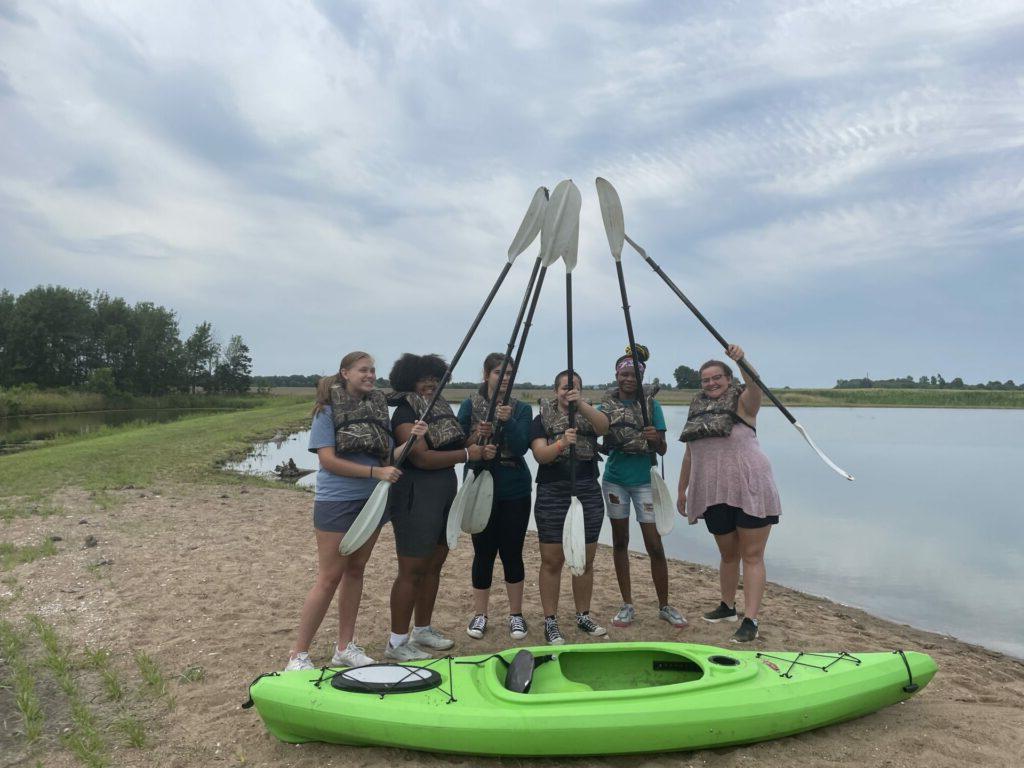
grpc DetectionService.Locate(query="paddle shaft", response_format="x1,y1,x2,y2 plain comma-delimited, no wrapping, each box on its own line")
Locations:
566,272,577,494
624,234,797,426
393,260,515,469
613,260,658,468
488,263,550,454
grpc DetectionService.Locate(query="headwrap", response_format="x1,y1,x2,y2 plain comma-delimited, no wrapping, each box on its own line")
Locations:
616,357,646,374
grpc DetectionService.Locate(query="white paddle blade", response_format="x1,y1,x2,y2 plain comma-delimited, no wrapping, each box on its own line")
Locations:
464,471,494,534
446,471,475,550
339,480,391,555
563,497,586,576
562,220,580,273
507,186,549,261
459,474,483,534
623,232,648,260
650,467,675,536
595,177,625,261
794,422,855,481
540,180,582,267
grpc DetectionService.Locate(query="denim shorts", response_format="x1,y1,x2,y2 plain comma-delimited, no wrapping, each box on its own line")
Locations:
313,499,389,533
602,480,656,524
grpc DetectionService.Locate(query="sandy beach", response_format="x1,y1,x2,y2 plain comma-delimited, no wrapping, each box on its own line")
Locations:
3,482,1022,767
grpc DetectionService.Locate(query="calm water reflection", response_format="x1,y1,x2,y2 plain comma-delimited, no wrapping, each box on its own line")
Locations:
229,406,1023,658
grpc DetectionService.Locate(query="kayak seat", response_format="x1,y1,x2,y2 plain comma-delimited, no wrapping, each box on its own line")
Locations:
504,650,535,693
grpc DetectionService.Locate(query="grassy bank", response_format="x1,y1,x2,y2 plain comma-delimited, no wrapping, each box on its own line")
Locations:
271,385,1024,408
0,389,283,418
0,398,310,507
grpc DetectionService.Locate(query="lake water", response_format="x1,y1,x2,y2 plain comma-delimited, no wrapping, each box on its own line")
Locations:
227,406,1023,659
0,409,236,454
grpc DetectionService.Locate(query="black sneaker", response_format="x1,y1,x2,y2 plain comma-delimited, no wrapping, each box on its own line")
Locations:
575,611,607,637
508,614,528,641
731,617,759,643
702,601,739,623
544,616,565,646
466,613,487,639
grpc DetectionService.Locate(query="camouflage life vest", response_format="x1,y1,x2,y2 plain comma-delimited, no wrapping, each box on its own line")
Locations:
469,393,520,459
538,398,599,461
329,385,392,460
601,384,660,455
389,391,465,450
679,382,753,443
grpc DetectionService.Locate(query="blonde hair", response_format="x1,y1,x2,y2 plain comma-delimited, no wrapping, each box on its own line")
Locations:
312,351,373,416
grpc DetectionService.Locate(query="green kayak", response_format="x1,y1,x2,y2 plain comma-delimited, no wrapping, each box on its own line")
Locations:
245,641,936,755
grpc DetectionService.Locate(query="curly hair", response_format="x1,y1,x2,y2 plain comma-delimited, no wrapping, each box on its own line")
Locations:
388,353,449,392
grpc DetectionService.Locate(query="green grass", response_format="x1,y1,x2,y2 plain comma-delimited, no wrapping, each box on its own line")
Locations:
0,538,57,570
0,619,46,743
135,650,173,707
178,664,205,684
0,397,310,503
115,715,147,748
0,388,282,417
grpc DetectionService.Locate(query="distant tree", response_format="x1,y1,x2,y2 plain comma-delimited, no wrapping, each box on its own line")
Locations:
214,335,252,394
7,286,94,387
183,322,220,393
949,377,964,388
0,290,14,387
918,376,929,387
673,364,700,389
85,367,118,396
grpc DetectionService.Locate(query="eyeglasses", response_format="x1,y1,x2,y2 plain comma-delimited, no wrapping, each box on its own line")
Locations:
700,374,726,385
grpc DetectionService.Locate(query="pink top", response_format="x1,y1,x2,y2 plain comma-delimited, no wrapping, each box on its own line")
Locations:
686,422,782,525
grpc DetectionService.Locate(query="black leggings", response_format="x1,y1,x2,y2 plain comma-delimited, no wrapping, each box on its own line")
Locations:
470,496,532,590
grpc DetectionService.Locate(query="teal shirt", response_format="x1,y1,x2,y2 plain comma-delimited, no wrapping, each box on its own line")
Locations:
457,398,534,501
599,399,666,487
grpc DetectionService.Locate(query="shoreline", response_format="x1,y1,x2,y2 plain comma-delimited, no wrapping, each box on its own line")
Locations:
3,482,1022,766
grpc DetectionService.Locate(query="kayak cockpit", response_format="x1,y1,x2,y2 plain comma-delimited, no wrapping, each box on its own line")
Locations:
498,647,705,694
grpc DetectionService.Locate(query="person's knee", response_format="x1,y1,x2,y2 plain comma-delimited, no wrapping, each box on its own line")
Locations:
315,572,344,593
741,550,765,567
646,541,666,561
612,534,629,552
541,553,564,571
720,548,741,564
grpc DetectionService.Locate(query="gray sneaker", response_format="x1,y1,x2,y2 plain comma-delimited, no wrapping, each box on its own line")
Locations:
612,603,635,628
331,641,375,668
411,626,455,651
659,605,688,628
384,641,430,661
284,651,314,671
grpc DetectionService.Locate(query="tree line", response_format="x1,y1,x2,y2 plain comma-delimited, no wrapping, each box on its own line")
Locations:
0,286,253,395
834,375,1021,391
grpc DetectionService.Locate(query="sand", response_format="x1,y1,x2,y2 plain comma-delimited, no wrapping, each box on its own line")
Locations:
2,483,1022,767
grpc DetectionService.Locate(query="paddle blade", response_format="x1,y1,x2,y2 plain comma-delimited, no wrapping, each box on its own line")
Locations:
562,220,580,273
446,471,475,550
794,421,855,481
507,186,550,261
563,497,586,576
540,179,582,267
595,177,625,261
650,467,675,536
339,480,391,555
459,473,483,534
464,470,494,534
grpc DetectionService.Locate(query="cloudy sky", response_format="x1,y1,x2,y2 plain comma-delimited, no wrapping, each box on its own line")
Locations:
2,0,1021,387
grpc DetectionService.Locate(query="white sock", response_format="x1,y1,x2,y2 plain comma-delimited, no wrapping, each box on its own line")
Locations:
412,625,430,633
389,632,408,648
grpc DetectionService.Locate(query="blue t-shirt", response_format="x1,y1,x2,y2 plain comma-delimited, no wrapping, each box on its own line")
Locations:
308,406,387,502
599,399,666,487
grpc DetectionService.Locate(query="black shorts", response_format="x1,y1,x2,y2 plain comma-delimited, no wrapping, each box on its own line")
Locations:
703,503,779,536
388,468,457,559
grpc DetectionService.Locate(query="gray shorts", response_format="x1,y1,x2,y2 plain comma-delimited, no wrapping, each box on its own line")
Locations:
313,498,388,533
534,479,605,545
388,468,457,559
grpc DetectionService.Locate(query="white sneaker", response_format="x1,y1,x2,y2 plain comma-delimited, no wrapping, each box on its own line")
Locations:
411,626,455,651
384,641,430,662
284,651,314,671
331,641,375,668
